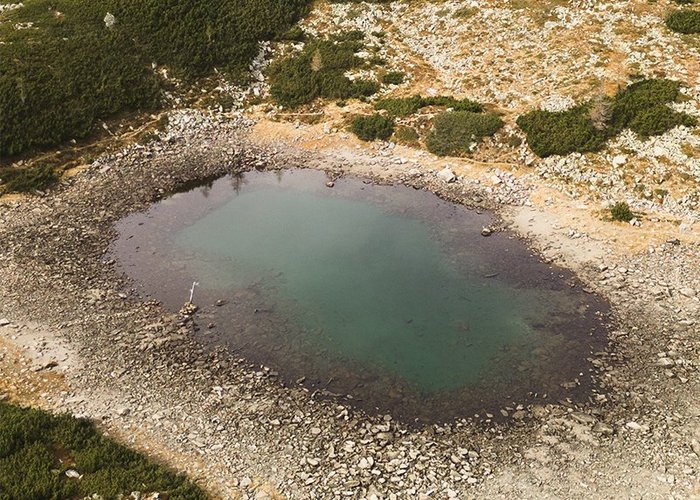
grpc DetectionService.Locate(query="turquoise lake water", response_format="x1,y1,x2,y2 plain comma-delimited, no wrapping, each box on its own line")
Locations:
114,170,608,422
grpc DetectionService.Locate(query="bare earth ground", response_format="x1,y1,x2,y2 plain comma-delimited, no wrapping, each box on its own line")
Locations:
2,0,700,498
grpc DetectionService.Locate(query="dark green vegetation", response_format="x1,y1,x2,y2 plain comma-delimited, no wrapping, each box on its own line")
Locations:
610,202,635,222
268,35,380,107
426,111,504,156
350,114,395,141
0,164,58,193
375,95,483,117
350,94,499,152
0,0,310,157
666,10,700,33
517,79,697,157
381,71,405,85
516,104,607,157
393,125,420,146
0,401,206,499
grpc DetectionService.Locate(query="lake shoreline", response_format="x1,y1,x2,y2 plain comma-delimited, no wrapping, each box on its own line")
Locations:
1,109,699,498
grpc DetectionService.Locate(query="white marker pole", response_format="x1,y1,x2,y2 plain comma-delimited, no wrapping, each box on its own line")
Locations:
189,281,199,303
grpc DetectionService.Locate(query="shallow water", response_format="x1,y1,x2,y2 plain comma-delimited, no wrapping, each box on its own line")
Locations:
114,169,609,423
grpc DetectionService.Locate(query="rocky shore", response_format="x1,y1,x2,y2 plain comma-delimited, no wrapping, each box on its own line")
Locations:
0,109,698,499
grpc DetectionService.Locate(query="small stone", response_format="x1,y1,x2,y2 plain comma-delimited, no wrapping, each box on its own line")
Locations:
656,357,675,368
65,469,82,479
0,319,10,327
612,155,627,167
326,181,335,188
690,439,700,458
626,421,649,432
376,431,394,442
116,407,130,417
511,410,527,420
592,422,614,435
481,226,493,237
437,167,456,183
103,12,116,28
571,412,597,425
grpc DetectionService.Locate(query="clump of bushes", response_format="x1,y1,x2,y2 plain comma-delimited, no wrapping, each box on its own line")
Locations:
426,111,504,156
608,79,695,136
375,95,483,117
382,71,405,85
516,105,607,157
268,36,380,107
0,164,58,193
517,79,697,157
0,402,205,499
666,10,700,33
350,114,395,141
610,202,634,222
0,0,311,156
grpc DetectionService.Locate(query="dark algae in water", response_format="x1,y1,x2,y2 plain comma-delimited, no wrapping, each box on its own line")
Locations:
113,170,610,424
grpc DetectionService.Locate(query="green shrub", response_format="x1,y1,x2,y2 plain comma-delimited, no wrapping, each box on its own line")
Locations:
367,55,387,66
350,114,395,141
518,79,697,157
375,96,426,116
0,402,206,499
0,0,311,157
393,125,420,146
627,104,697,137
673,0,694,5
666,10,700,33
278,25,307,42
516,105,607,157
268,36,380,107
382,71,405,85
352,79,381,97
0,164,58,193
375,95,483,117
453,7,479,18
269,57,321,107
426,111,503,156
333,30,365,43
609,79,684,133
610,202,634,222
